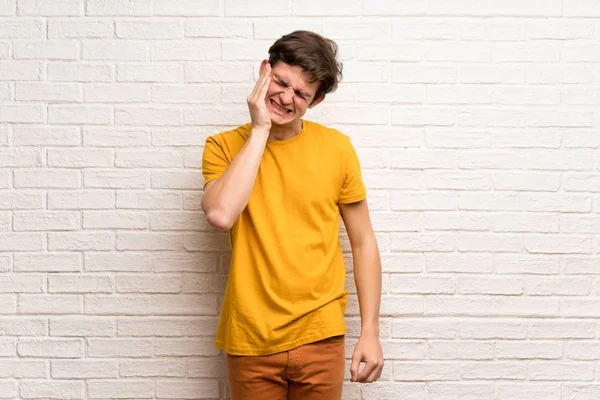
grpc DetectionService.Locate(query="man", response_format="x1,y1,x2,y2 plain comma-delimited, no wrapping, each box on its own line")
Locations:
201,30,383,400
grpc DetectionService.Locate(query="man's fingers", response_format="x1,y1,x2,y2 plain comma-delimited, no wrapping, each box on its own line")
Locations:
350,355,360,382
365,362,383,383
357,360,378,382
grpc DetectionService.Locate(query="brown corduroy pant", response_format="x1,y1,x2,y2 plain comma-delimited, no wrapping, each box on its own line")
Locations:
226,335,346,400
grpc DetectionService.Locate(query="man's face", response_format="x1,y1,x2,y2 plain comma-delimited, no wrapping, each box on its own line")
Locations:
262,61,323,126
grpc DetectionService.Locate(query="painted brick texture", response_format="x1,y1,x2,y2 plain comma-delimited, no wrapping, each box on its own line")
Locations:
1,1,600,399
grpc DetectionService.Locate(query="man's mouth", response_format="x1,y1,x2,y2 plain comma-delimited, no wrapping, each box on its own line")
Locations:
270,99,293,115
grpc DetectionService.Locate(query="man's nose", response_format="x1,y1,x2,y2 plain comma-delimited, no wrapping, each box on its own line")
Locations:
280,87,294,104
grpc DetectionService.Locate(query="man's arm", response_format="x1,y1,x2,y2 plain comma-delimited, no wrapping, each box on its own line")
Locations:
339,199,384,383
202,63,272,231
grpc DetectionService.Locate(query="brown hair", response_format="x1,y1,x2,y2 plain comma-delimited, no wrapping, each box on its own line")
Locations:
268,30,343,104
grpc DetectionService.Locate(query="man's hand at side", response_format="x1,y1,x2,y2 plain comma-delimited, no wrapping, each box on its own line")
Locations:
350,333,384,383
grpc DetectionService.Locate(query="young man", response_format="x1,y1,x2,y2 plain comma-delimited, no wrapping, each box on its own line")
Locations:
201,31,384,400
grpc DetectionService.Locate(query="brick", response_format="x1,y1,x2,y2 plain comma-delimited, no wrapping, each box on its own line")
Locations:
83,127,149,147
389,276,454,294
0,104,45,123
391,233,455,252
0,360,46,378
456,233,522,252
356,42,425,62
152,84,219,104
530,321,595,339
117,191,181,210
526,64,595,84
0,18,45,38
457,276,523,295
117,63,181,82
85,252,152,272
155,338,217,356
429,296,558,317
48,18,113,38
185,62,252,83
116,19,181,39
392,65,457,84
392,361,460,381
116,150,182,168
0,274,45,293
566,341,600,360
48,232,114,251
0,338,15,356
496,255,560,275
117,274,180,293
150,212,210,231
525,235,591,254
52,359,118,379
525,276,590,296
528,19,594,39
151,40,220,61
426,42,491,62
48,274,114,293
116,232,183,251
492,213,559,233
150,171,203,190
292,0,359,15
48,191,114,210
84,83,150,103
561,215,600,234
563,44,600,62
83,211,148,230
115,106,182,126
151,127,210,146
48,104,112,125
359,83,424,103
429,341,494,360
84,294,217,315
85,0,151,16
0,317,46,336
393,19,456,40
492,86,560,105
343,61,390,83
323,106,389,125
429,0,494,16
0,233,43,251
428,85,492,104
187,358,226,378
253,20,321,40
529,362,594,380
86,380,154,399
428,383,495,399
18,295,82,314
0,295,16,314
364,0,427,15
458,19,527,42
48,148,112,168
425,212,489,231
83,40,147,61
156,380,219,399
181,273,226,294
426,253,494,274
183,232,230,252
493,172,561,192
14,253,81,272
87,338,153,357
14,211,80,231
461,65,524,83
48,62,114,82
493,130,561,149
498,384,561,400
0,0,15,15
84,169,148,189
18,0,82,16
120,360,186,377
225,0,289,16
153,252,217,273
50,317,115,337
565,0,600,16
461,362,526,379
14,40,79,60
18,338,83,358
562,257,600,274
117,317,217,337
426,171,491,190
183,105,246,126
426,130,491,149
16,82,81,101
185,19,251,38
562,299,600,317
497,341,562,360
496,0,562,15
182,192,202,210
566,174,600,192
457,320,527,339
0,148,43,167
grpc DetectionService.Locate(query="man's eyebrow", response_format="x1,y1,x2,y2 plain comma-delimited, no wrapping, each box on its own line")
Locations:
274,74,311,98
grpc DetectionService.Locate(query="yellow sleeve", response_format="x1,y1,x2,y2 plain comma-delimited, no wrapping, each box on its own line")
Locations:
202,135,229,188
339,137,367,204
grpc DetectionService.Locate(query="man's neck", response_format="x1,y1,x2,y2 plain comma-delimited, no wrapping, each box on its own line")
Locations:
268,120,303,141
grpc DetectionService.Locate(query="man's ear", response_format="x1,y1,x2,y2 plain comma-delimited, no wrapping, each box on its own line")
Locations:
308,95,325,109
259,59,269,75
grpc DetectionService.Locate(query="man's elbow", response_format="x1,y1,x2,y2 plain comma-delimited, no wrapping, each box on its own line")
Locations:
203,204,234,232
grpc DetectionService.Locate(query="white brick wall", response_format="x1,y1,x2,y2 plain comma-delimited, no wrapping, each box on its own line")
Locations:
0,1,599,399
